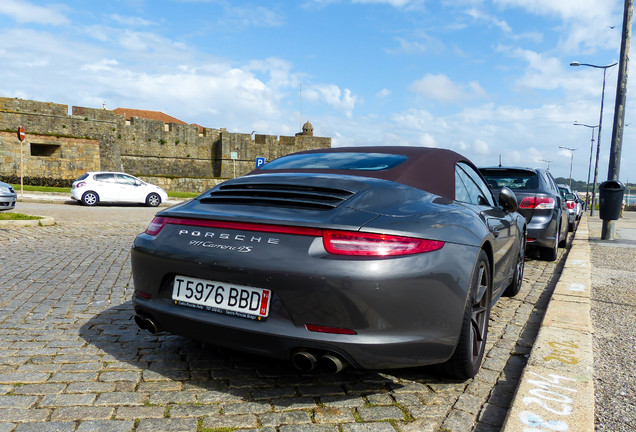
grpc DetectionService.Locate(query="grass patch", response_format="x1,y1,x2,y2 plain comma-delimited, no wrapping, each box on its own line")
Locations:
0,213,42,221
167,191,199,198
10,184,70,193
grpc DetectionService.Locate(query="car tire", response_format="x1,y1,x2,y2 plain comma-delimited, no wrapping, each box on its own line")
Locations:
81,191,99,206
540,223,560,261
146,193,161,207
444,249,491,379
558,224,567,248
503,231,525,297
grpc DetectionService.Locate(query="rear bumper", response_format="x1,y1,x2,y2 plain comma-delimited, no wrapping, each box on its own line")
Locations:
133,296,458,370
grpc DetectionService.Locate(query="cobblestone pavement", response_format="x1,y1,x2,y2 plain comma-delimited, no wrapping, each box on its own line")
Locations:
0,202,570,432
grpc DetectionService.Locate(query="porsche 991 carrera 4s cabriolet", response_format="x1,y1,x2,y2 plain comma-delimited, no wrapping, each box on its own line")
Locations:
131,146,526,379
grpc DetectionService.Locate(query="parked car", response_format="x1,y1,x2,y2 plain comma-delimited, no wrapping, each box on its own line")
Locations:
0,181,17,211
71,172,168,207
480,167,568,261
131,146,527,379
557,184,579,231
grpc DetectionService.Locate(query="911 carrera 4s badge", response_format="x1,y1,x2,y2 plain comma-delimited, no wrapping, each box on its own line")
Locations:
172,275,270,320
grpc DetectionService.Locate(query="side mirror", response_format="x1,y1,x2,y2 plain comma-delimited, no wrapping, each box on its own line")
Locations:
498,187,518,213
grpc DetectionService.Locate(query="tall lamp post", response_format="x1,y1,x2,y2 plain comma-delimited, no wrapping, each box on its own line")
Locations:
559,146,577,188
569,61,618,216
540,159,552,171
574,122,599,211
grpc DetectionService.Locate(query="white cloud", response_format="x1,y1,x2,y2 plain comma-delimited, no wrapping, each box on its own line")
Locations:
353,0,418,7
465,8,511,32
0,0,69,25
494,0,620,51
222,5,284,28
473,138,490,155
376,88,391,98
109,14,155,27
304,84,358,117
410,74,486,103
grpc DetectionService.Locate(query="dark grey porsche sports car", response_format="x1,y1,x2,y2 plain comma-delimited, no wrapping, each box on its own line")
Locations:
131,146,526,379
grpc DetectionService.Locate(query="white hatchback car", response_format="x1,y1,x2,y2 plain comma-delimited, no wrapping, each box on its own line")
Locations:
71,172,168,207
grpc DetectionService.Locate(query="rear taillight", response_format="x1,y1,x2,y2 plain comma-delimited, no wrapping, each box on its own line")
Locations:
519,196,555,209
145,217,444,257
74,181,86,188
566,201,575,209
323,230,444,256
145,217,167,236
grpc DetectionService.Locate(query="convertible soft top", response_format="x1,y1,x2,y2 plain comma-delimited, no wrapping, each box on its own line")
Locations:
249,146,475,200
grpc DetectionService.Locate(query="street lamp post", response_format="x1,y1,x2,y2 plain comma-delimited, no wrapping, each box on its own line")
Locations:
574,122,599,211
559,146,577,188
540,159,552,171
570,61,618,216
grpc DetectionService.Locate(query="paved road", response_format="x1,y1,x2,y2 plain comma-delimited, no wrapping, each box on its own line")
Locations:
0,202,570,432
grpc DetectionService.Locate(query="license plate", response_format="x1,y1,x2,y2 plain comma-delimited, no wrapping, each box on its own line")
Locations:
172,275,271,319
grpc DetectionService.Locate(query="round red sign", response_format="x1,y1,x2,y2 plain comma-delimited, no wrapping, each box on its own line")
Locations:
18,126,26,141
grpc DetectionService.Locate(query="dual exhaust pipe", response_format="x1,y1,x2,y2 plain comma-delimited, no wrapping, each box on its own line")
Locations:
292,350,348,373
135,315,348,374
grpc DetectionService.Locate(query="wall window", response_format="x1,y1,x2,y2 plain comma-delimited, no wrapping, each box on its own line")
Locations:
30,143,61,157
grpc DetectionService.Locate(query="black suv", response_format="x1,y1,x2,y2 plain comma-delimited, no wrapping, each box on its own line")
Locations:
479,167,568,261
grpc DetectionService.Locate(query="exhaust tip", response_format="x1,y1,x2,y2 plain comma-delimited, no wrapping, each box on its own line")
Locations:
134,314,158,334
319,354,348,373
292,351,318,372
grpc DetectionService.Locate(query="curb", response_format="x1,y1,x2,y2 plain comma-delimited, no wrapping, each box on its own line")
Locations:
502,215,594,431
0,215,56,227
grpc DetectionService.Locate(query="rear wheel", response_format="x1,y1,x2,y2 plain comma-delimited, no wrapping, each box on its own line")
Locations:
81,191,99,206
504,230,525,297
146,193,161,207
445,250,491,379
540,223,559,261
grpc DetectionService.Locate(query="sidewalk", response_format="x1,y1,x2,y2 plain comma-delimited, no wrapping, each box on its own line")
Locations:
503,211,636,432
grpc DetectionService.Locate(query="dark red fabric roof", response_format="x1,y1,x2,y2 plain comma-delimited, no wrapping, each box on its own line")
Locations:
250,146,476,200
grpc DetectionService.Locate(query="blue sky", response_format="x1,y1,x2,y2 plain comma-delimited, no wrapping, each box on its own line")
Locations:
1,0,633,185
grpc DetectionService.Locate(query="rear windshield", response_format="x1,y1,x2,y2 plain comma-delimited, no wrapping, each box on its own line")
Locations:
75,173,89,181
480,170,539,190
260,152,408,171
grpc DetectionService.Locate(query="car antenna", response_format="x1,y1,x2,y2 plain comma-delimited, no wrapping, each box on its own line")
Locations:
498,154,502,167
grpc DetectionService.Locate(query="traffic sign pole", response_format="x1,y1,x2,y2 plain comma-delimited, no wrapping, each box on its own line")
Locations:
18,127,25,199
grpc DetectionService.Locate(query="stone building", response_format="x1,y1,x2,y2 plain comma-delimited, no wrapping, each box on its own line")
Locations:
0,97,330,192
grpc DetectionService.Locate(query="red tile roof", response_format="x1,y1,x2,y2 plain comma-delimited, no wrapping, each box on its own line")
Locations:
114,108,188,125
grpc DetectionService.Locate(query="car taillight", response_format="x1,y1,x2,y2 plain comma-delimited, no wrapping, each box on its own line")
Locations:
519,196,555,209
74,181,86,188
146,217,444,256
145,217,167,236
323,230,444,256
566,201,575,209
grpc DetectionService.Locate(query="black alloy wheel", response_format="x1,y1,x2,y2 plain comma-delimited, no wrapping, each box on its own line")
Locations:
445,249,491,379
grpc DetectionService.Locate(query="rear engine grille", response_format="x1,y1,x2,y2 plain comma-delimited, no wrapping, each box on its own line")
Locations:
199,183,355,210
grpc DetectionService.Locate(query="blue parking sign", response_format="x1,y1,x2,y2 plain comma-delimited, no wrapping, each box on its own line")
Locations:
256,157,266,168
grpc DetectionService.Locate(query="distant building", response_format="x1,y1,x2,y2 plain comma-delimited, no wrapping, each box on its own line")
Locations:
0,97,331,192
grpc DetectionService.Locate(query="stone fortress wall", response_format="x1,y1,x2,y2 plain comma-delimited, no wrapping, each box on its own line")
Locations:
0,97,331,192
